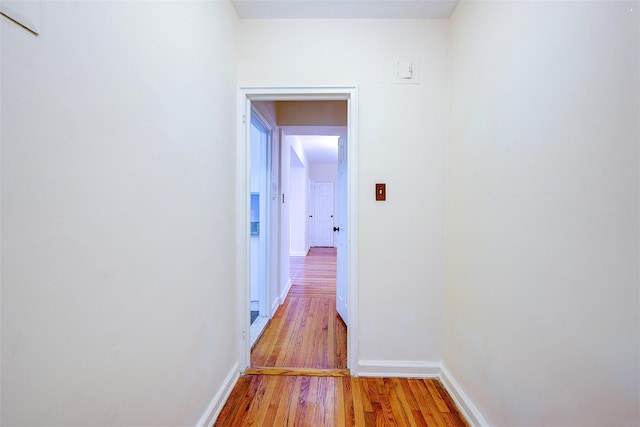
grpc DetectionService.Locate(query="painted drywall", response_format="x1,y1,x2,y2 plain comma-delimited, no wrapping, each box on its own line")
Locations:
239,19,449,364
444,1,640,425
289,134,311,167
0,0,41,34
1,1,239,425
290,160,309,256
310,163,338,183
277,101,348,126
288,136,311,255
280,129,293,302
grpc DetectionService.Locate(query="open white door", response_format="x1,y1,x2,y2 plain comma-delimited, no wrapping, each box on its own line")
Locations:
336,135,348,325
249,112,271,347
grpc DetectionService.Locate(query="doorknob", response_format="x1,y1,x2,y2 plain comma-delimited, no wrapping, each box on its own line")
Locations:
333,226,340,232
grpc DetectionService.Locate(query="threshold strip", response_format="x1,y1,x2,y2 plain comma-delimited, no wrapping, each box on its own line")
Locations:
245,367,350,377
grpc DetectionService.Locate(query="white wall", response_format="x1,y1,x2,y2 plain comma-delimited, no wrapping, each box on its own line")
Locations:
1,1,239,425
289,137,311,256
279,130,293,303
310,163,338,182
444,1,639,425
289,134,310,166
290,162,309,256
239,19,449,366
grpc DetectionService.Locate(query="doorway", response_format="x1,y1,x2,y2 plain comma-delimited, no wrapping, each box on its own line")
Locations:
237,87,359,375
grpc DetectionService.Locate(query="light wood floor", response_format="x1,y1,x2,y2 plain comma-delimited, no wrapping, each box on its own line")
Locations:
251,247,347,370
214,375,469,426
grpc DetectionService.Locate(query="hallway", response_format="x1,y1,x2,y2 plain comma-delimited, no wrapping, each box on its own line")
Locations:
250,247,347,370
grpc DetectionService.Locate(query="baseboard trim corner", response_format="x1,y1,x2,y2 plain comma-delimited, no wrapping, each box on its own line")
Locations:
279,279,292,305
195,362,239,427
289,251,308,257
357,360,440,378
439,364,489,427
271,298,279,316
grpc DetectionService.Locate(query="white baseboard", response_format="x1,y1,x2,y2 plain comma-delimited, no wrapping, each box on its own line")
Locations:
439,364,489,427
289,250,308,257
192,361,486,427
279,279,292,305
271,297,280,316
357,360,440,378
195,362,239,427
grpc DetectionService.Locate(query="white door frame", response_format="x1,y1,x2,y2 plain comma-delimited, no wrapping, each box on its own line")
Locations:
236,86,359,374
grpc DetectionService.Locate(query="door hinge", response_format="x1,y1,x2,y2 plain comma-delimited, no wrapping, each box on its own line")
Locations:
242,114,247,124
242,329,246,340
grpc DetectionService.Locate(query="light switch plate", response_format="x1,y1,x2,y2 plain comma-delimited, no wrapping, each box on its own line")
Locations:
376,183,386,201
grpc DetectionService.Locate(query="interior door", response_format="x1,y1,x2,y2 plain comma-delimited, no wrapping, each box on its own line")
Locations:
249,112,271,347
336,135,348,325
313,182,335,247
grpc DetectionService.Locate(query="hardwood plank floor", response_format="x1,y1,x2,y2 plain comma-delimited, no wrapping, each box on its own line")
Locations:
251,247,347,370
225,248,471,426
214,376,469,427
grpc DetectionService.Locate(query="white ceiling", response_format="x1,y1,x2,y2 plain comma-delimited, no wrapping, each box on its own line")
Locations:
231,0,459,19
285,126,345,165
293,135,340,164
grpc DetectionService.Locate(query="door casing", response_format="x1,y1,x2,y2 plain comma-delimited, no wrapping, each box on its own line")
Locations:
236,86,359,374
